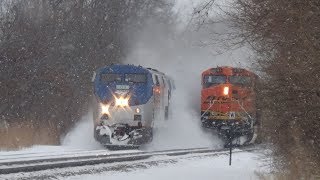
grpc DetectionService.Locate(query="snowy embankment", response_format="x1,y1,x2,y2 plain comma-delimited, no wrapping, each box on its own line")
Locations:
0,147,271,180
66,151,268,180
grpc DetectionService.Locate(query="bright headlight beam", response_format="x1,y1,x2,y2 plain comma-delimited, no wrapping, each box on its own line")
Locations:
223,86,229,96
101,104,109,114
115,97,129,107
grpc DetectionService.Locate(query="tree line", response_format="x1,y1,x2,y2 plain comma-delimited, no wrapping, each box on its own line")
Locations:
0,0,172,146
230,0,320,178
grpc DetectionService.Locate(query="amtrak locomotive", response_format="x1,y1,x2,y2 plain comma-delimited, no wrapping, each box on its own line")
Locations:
92,64,174,148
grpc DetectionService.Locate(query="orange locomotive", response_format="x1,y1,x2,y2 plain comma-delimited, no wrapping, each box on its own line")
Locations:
201,66,259,144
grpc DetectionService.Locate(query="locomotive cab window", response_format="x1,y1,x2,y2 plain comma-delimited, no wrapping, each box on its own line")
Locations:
167,79,172,90
162,77,166,87
125,74,147,83
229,76,252,86
101,73,122,82
203,75,227,88
154,75,160,86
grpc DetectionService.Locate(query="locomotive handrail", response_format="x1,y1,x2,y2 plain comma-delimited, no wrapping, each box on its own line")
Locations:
235,100,253,125
236,100,252,119
201,98,253,124
200,100,216,118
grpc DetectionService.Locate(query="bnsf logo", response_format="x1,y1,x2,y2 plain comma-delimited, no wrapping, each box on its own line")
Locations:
204,96,249,103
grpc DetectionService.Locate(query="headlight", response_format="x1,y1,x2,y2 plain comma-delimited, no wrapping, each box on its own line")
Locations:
101,104,109,114
223,86,229,96
115,97,129,107
135,108,141,114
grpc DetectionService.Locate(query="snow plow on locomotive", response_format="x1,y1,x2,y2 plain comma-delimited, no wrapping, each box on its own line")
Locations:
92,64,174,149
200,66,259,145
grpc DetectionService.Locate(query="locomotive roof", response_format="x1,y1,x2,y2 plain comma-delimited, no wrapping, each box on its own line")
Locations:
146,67,166,76
202,66,257,77
97,64,166,76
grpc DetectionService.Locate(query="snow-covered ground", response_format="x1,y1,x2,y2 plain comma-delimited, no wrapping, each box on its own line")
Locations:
62,150,270,180
0,148,271,180
61,110,103,150
0,111,106,156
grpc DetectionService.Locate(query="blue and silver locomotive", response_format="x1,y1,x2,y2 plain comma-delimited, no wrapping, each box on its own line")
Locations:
92,64,174,148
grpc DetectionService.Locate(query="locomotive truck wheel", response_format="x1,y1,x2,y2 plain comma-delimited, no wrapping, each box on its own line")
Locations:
142,128,153,143
100,135,111,144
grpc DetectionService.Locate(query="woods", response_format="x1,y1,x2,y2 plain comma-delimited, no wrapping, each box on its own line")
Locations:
0,0,171,148
230,0,320,177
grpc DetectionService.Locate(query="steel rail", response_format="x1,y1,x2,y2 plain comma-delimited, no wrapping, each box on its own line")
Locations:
0,145,258,175
0,147,206,166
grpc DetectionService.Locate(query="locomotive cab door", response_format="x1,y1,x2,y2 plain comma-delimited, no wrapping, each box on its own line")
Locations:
152,75,161,119
161,76,170,120
152,74,167,127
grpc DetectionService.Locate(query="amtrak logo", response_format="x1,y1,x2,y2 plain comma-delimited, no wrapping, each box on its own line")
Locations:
115,85,130,95
116,85,130,90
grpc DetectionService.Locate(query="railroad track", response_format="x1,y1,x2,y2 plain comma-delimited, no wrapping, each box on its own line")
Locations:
0,145,259,175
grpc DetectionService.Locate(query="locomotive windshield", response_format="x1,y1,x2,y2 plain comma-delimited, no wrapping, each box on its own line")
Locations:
101,73,122,82
203,75,227,88
229,76,252,86
125,74,147,83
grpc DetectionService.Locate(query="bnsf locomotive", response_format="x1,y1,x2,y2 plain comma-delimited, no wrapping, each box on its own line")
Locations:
201,66,259,144
92,64,174,148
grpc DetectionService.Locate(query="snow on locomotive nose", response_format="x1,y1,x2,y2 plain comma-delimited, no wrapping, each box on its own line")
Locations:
92,64,174,148
200,66,259,145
